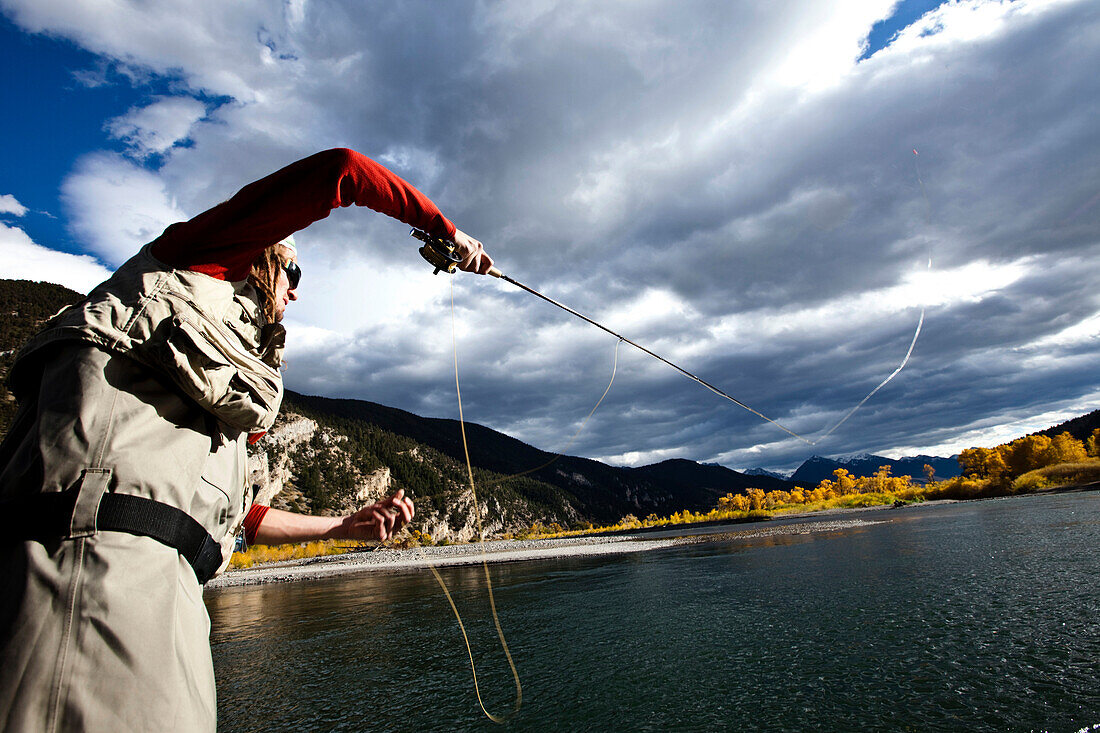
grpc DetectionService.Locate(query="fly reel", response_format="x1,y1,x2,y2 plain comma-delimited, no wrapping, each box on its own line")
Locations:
412,229,461,274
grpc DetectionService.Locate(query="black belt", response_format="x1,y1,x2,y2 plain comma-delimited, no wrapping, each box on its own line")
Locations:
3,490,224,584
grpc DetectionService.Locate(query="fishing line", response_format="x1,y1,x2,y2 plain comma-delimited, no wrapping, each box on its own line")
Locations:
419,278,623,724
479,337,622,490
813,309,925,442
814,149,932,442
486,273,927,448
496,274,816,445
427,277,522,725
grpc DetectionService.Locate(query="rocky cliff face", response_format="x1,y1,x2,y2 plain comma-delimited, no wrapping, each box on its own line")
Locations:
246,408,577,542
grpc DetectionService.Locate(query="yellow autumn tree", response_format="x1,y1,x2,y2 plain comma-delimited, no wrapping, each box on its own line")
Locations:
958,446,1008,480
765,490,791,509
832,468,857,495
745,488,766,511
718,492,750,512
867,465,891,493
1003,435,1052,477
1043,431,1088,465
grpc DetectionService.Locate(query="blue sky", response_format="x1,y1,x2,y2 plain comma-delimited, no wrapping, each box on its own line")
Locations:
862,0,949,58
1,0,1098,473
1,16,139,253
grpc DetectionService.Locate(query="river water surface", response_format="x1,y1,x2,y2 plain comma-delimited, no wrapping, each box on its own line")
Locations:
207,492,1100,731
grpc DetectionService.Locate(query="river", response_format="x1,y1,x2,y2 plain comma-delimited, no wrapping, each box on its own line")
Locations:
207,492,1100,731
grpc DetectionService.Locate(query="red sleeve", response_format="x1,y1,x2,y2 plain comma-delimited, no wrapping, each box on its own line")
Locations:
243,503,271,546
150,148,457,281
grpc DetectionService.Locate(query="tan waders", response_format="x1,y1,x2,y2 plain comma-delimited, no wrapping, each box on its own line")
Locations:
0,247,284,732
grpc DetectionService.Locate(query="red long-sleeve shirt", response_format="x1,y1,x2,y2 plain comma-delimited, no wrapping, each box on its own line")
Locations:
151,147,456,280
243,504,269,546
150,148,455,544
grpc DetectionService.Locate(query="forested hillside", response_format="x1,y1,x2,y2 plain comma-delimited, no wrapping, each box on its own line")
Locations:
286,392,793,524
1038,409,1100,443
250,398,583,540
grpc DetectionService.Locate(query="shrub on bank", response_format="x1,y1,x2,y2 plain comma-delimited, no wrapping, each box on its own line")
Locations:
835,492,899,508
1013,462,1100,493
230,540,356,569
924,475,1007,500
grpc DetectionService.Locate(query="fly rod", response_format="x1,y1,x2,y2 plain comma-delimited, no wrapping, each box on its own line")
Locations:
412,229,812,444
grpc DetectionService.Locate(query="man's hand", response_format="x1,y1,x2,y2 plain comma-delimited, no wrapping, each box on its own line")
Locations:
339,488,415,542
452,229,494,275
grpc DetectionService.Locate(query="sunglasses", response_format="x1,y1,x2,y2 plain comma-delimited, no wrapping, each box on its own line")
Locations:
282,260,301,290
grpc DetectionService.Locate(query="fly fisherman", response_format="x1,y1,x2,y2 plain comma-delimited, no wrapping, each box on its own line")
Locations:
0,148,494,731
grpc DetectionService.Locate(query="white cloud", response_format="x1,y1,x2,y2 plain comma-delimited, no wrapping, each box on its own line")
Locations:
0,194,28,217
0,223,111,292
282,322,349,357
106,96,207,158
283,244,450,338
764,0,897,92
597,445,686,468
377,146,443,191
1028,312,1100,350
884,0,1077,55
61,153,187,266
886,388,1100,459
704,256,1032,350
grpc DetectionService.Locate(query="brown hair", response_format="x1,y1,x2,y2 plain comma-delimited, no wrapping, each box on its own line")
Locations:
249,244,292,324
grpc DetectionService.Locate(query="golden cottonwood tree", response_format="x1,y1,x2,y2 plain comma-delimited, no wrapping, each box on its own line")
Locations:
1045,431,1089,465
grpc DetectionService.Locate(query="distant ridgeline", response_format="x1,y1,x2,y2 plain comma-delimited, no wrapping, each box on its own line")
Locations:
1,278,1095,542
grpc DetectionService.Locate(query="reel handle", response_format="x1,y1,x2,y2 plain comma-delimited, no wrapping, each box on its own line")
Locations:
412,229,461,274
412,229,503,277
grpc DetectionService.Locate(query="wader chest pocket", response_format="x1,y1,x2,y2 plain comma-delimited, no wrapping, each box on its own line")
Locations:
139,314,282,433
144,316,235,406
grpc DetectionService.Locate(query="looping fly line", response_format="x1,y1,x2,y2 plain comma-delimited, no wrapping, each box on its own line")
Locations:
419,280,623,724
429,270,924,724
